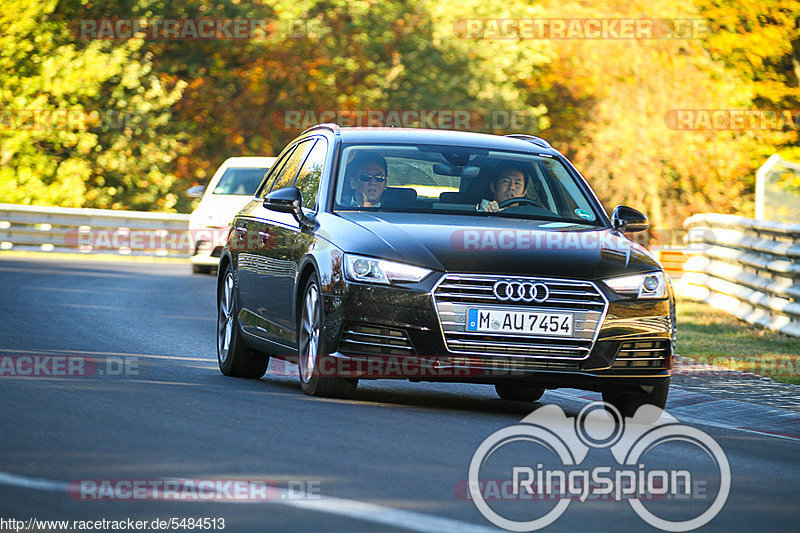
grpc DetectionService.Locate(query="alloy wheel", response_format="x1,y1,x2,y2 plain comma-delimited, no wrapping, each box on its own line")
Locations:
217,271,235,365
299,283,320,383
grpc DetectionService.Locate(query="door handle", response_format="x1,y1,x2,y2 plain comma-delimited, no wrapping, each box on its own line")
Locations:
258,231,270,246
235,226,248,241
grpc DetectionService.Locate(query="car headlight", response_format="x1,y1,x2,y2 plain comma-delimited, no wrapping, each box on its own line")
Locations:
605,272,667,299
344,254,431,284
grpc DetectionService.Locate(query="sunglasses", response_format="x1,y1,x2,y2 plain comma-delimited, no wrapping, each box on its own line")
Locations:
357,173,386,183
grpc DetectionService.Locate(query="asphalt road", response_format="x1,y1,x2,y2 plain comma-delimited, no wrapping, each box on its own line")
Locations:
1,257,799,533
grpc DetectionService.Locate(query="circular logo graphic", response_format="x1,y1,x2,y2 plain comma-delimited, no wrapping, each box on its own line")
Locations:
493,281,549,303
468,424,575,531
468,402,730,531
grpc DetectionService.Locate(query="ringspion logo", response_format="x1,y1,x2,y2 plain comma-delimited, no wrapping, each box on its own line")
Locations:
468,403,729,531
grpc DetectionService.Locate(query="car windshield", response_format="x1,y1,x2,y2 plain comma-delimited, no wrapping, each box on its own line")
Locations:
333,144,602,225
213,167,269,195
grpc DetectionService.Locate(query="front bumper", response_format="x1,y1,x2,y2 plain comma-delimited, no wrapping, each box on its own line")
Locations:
320,272,673,392
190,225,229,267
191,249,224,267
190,242,224,267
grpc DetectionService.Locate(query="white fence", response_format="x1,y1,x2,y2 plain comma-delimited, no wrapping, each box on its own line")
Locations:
0,203,191,258
682,213,800,337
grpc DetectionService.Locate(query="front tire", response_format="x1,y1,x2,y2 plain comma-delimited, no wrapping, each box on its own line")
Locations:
217,265,269,378
298,273,356,398
602,378,669,420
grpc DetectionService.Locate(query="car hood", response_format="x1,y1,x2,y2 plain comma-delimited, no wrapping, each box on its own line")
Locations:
190,195,253,228
324,211,660,280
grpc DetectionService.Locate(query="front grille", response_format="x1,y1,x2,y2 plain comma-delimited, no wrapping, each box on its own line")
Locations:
338,324,415,356
446,354,580,373
433,274,607,361
444,333,594,358
435,275,606,310
612,340,670,369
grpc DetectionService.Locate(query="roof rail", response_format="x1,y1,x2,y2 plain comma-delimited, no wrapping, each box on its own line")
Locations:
301,123,341,135
504,133,551,149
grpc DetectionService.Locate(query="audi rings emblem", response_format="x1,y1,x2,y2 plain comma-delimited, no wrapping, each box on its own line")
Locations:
492,280,549,303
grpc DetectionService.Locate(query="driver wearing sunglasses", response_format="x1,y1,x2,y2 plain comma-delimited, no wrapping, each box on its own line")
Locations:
347,153,388,207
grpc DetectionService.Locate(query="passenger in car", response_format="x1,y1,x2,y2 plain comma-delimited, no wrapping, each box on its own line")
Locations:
347,153,388,207
478,164,529,212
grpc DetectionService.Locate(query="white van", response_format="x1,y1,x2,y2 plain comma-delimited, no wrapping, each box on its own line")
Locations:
187,157,277,273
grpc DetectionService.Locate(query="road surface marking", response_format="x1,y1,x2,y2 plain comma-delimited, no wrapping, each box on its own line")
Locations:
0,472,501,533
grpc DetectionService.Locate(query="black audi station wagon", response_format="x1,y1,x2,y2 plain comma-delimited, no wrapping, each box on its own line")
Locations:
216,124,675,416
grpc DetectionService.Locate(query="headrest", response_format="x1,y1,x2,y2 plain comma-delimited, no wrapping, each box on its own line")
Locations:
382,187,418,207
438,191,463,203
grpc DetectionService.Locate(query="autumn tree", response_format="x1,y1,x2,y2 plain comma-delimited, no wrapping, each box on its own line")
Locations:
516,0,797,233
0,0,185,210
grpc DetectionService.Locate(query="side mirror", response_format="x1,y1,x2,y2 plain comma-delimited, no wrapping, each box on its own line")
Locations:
186,185,206,198
611,205,649,233
264,187,315,229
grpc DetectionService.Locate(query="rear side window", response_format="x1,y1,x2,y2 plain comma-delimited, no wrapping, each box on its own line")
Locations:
256,148,295,198
268,139,315,194
293,139,327,209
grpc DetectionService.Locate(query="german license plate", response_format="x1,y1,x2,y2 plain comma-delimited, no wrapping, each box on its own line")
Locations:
466,308,574,336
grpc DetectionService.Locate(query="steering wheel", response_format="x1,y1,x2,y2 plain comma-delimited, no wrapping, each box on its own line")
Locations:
498,197,542,209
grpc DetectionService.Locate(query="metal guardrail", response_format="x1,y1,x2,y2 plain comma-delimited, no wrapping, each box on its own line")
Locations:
682,213,800,337
0,203,191,257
